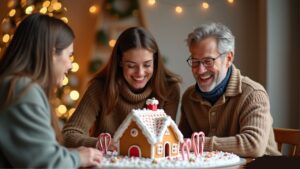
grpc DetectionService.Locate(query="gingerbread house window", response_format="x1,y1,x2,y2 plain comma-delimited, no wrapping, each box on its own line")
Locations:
157,144,163,154
172,144,178,153
130,128,138,137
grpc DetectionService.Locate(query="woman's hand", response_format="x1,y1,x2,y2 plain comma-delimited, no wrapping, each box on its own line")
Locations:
77,146,103,167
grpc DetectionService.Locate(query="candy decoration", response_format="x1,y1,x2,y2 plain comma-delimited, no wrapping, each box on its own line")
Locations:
181,138,191,160
146,97,159,111
97,133,111,154
191,131,205,157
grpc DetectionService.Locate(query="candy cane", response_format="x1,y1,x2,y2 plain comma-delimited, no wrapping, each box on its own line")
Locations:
191,131,205,157
97,133,111,154
181,138,191,160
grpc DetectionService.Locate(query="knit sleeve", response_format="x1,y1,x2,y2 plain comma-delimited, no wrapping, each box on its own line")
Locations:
63,81,100,148
162,82,180,121
204,90,274,157
0,84,80,168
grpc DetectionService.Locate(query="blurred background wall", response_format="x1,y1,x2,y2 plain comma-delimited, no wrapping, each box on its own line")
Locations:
0,0,299,128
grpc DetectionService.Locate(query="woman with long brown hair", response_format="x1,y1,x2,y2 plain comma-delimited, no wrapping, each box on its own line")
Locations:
0,13,102,168
63,27,181,149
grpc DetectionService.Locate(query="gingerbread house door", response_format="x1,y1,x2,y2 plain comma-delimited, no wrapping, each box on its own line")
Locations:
128,145,141,157
164,143,170,157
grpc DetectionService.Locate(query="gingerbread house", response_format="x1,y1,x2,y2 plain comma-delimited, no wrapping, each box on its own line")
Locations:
113,99,184,159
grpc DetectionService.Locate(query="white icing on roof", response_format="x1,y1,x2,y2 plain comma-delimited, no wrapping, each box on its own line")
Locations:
113,108,184,145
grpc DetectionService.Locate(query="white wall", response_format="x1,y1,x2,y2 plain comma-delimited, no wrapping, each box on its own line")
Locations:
266,0,300,128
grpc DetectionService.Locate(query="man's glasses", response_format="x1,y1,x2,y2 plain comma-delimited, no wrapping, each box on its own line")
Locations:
186,53,226,68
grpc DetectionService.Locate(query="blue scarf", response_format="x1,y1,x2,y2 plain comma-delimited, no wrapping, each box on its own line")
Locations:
196,66,232,105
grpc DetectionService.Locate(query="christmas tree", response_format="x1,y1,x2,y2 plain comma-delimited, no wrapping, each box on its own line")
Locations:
0,0,80,122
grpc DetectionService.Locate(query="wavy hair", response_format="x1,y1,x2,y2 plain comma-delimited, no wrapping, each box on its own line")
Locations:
0,13,75,143
92,27,181,115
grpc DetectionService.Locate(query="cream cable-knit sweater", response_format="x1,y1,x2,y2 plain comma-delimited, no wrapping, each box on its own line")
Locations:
179,65,281,158
63,79,180,148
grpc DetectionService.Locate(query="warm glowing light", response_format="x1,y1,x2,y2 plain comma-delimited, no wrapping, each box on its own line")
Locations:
71,62,79,72
175,6,183,14
61,17,68,23
202,2,210,9
25,5,35,14
2,34,10,43
68,108,76,118
70,90,80,100
9,9,16,17
43,1,51,8
70,56,75,62
40,7,47,14
148,0,156,6
89,5,99,14
227,0,235,4
109,39,116,47
57,104,67,116
53,2,62,11
62,76,69,86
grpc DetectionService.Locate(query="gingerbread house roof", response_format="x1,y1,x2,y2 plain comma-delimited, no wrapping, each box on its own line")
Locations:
113,108,184,145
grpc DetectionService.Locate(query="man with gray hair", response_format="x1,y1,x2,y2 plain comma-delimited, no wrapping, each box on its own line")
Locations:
179,23,280,157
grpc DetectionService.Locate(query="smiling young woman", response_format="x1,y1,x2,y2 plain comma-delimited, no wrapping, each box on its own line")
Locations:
63,26,182,150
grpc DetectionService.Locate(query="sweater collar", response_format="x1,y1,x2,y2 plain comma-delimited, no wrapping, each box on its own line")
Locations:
195,66,232,104
190,64,242,103
119,80,152,104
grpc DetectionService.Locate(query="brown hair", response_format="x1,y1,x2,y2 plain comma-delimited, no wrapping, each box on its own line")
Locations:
92,27,181,115
0,13,75,143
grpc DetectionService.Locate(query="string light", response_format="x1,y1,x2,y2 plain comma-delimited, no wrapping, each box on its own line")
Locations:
61,16,68,23
227,0,235,4
89,5,99,14
53,2,62,11
70,55,75,62
2,34,10,43
147,0,156,6
70,90,80,100
146,0,235,13
8,9,16,17
71,62,79,72
62,76,69,86
56,104,67,117
109,39,116,48
175,6,183,14
43,1,51,8
201,2,210,9
40,7,48,14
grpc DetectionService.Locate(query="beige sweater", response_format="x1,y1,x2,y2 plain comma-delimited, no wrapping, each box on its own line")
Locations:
179,65,281,158
63,79,180,148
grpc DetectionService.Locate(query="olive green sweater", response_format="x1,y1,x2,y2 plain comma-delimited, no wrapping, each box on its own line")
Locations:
63,79,180,148
179,65,281,158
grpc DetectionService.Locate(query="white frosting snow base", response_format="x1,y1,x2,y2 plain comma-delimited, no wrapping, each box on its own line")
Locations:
98,151,242,169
